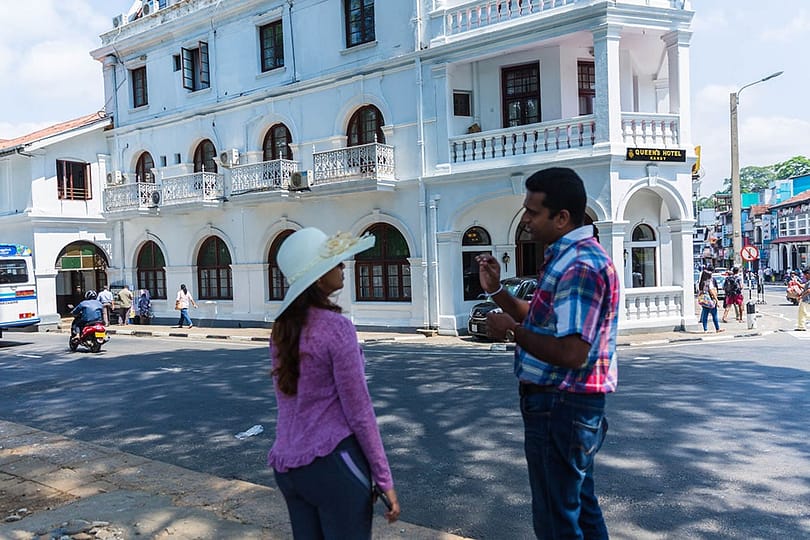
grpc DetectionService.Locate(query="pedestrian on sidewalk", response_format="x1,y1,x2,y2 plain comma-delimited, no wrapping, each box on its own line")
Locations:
137,289,152,325
116,284,133,326
697,269,724,333
795,268,810,331
97,285,114,326
268,227,400,538
175,284,197,328
477,167,618,540
722,267,743,323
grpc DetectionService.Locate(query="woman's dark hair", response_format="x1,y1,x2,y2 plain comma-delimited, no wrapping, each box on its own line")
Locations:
180,284,187,294
525,167,586,226
271,283,341,395
698,269,713,291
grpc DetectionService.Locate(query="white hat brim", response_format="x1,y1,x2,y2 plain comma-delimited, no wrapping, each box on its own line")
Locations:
273,233,375,319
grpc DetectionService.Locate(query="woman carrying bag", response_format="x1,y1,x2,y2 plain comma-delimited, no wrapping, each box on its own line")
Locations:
697,269,724,334
267,227,400,538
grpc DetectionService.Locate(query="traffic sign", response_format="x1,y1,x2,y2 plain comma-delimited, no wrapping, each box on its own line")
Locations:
741,246,759,261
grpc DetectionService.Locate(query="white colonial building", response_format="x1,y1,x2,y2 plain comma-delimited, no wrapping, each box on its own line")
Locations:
53,0,696,333
0,114,113,327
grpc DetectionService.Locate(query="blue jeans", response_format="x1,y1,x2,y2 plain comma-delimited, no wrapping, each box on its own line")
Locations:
177,308,193,327
521,389,609,540
700,305,719,331
274,435,373,539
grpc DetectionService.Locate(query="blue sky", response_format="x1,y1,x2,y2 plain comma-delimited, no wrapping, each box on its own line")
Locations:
1,0,807,195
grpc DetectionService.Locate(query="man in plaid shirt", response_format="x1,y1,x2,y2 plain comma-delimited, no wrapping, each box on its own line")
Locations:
477,167,619,539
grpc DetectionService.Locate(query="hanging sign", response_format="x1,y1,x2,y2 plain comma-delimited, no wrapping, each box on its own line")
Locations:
626,148,686,162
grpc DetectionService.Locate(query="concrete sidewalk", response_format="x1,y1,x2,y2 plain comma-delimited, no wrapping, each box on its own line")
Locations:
0,420,469,539
53,301,787,349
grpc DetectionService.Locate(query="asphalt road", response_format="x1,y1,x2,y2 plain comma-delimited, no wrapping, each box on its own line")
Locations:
2,320,809,539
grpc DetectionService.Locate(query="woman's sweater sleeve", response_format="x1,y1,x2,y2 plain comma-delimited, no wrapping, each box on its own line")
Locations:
330,317,394,491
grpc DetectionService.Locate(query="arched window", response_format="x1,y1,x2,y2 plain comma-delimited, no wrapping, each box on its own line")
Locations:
347,105,385,146
135,152,155,183
197,236,232,299
268,230,294,300
263,124,293,161
630,224,657,288
193,139,217,173
462,226,491,301
355,223,410,301
136,241,166,299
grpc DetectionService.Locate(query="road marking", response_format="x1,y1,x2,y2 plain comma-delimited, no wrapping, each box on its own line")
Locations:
634,337,766,350
17,353,42,359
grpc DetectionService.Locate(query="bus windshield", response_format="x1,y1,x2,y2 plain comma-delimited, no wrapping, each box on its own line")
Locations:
0,243,40,335
0,259,28,284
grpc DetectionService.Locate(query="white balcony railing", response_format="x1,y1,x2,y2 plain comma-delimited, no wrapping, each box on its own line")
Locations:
624,286,684,322
444,0,575,36
103,182,160,212
449,116,596,164
442,0,690,37
230,159,298,194
161,172,224,206
312,143,395,185
621,113,680,148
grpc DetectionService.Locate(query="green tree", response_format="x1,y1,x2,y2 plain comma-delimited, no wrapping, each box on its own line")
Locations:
774,156,810,179
721,165,775,193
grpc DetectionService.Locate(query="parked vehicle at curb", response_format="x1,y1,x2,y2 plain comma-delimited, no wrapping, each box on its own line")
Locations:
468,276,537,340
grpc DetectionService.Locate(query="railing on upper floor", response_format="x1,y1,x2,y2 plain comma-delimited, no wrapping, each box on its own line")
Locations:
161,172,224,206
312,143,395,185
230,159,298,195
441,0,690,37
621,113,680,148
103,182,159,212
449,116,596,164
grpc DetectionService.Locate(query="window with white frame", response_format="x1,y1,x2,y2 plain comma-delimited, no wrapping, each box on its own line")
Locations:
259,20,284,72
181,42,210,91
630,224,657,288
462,226,492,301
131,66,148,108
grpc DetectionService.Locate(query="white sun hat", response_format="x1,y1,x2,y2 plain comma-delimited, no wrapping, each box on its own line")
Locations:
274,227,375,319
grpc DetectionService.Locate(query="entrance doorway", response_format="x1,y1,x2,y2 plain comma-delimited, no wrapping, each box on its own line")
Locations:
516,215,597,277
55,242,109,315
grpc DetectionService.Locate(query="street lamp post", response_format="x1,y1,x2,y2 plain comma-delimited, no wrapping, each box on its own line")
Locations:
729,70,783,268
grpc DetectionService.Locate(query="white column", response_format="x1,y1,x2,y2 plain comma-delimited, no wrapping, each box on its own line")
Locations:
665,218,696,325
436,230,462,334
592,24,622,148
594,220,628,322
431,65,451,166
231,263,267,319
662,30,692,147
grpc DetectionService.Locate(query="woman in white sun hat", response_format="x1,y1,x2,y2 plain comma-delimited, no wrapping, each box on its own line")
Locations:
267,227,400,538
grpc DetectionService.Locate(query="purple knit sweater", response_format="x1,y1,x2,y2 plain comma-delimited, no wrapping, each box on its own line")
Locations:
267,308,394,491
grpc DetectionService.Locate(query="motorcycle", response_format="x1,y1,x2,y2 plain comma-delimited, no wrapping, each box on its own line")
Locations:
69,321,109,353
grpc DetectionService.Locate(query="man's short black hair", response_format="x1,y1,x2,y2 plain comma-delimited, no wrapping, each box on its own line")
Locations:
525,167,586,226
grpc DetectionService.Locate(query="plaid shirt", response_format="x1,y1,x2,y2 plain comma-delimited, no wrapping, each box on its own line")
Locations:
515,225,620,393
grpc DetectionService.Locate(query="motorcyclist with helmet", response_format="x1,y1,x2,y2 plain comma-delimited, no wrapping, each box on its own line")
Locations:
70,290,104,337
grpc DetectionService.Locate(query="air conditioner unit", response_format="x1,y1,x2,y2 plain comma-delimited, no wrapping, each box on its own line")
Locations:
141,0,158,16
219,148,240,167
112,14,124,28
289,170,313,191
106,170,124,186
150,190,161,205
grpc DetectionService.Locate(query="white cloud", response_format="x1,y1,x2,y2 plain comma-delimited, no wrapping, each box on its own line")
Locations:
0,0,111,139
758,10,810,43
